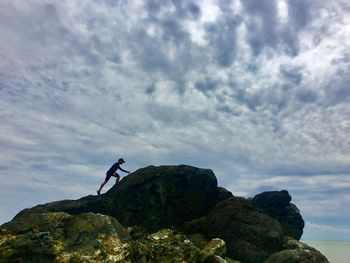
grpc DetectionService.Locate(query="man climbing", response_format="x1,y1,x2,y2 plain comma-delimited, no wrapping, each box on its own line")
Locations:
97,158,130,196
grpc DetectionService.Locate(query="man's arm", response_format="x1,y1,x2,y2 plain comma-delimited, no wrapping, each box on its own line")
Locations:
119,167,130,173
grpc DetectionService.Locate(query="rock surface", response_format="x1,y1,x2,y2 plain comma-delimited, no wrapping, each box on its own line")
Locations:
16,165,219,232
104,165,219,231
263,237,329,263
0,165,328,263
252,190,305,240
202,238,227,258
0,212,225,263
183,196,284,263
0,212,132,263
129,228,204,262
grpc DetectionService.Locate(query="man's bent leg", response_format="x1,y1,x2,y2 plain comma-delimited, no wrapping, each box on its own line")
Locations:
97,172,112,195
115,175,120,184
97,180,108,195
113,172,121,184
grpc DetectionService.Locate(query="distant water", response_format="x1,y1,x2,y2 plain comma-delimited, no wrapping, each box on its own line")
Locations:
303,240,350,263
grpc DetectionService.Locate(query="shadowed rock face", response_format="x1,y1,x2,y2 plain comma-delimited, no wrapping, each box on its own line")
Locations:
264,237,329,263
252,190,305,240
15,165,219,232
183,197,284,263
104,165,219,231
2,165,324,263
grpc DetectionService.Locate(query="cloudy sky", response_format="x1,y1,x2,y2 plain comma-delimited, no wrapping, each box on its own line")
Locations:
1,0,350,241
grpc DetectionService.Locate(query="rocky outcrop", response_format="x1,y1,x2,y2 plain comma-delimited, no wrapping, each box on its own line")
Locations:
202,238,227,258
129,228,204,262
183,196,284,263
16,165,219,232
103,165,219,231
0,212,132,262
0,165,328,263
263,237,329,263
252,190,305,240
0,212,229,263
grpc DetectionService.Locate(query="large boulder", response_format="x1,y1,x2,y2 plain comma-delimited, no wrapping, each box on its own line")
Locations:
7,165,322,262
252,190,305,239
104,165,218,231
215,187,234,203
129,228,203,262
15,165,219,232
14,195,103,219
183,197,284,263
263,237,329,263
0,212,132,262
202,238,227,258
0,213,214,263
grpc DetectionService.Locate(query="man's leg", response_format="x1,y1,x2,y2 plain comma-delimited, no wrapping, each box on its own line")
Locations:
97,173,111,195
97,180,108,195
115,175,120,184
113,173,121,184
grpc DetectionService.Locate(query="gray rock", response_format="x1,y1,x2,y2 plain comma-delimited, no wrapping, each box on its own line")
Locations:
15,165,219,232
6,165,325,263
216,187,234,203
184,197,284,263
0,212,132,262
252,190,305,240
104,165,219,231
188,232,211,249
263,237,329,263
203,238,227,257
204,255,241,263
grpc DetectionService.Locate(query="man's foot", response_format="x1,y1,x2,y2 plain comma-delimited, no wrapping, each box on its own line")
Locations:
97,190,100,196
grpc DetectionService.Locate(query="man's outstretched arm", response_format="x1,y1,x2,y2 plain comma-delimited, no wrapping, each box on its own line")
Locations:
119,167,130,173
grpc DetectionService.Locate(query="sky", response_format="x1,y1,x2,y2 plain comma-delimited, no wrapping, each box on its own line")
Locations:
0,0,349,241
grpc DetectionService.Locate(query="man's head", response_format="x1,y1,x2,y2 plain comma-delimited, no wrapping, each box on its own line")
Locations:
118,158,125,164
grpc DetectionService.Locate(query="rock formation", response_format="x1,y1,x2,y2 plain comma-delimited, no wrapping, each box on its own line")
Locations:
0,165,328,263
264,237,329,263
252,190,304,240
0,212,132,262
182,196,284,262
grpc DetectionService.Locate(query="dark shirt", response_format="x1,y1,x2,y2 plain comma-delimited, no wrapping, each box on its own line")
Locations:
107,162,128,175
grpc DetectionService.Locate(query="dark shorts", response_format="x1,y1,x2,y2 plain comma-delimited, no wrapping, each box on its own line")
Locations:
105,172,119,181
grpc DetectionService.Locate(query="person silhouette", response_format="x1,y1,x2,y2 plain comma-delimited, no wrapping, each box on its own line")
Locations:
97,158,130,196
